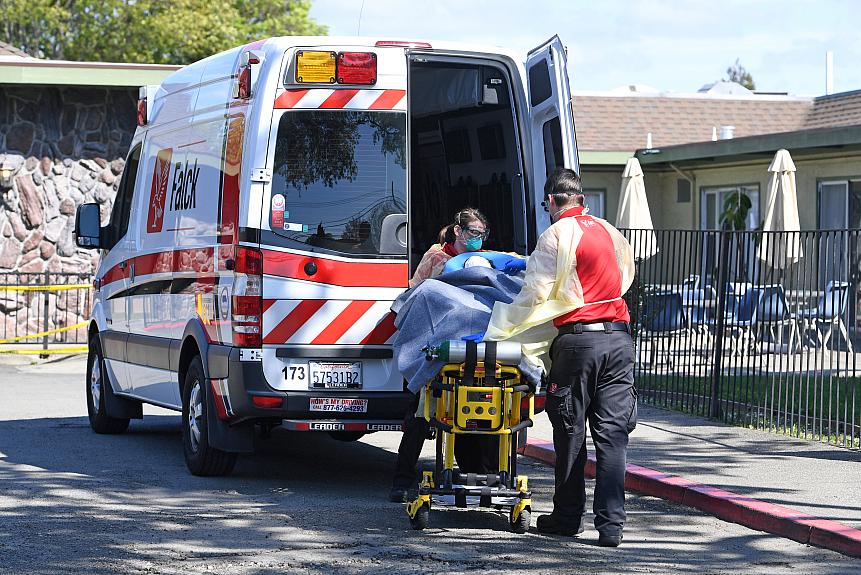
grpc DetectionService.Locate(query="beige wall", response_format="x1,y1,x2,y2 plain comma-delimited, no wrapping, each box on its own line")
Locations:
580,168,622,221
641,151,861,230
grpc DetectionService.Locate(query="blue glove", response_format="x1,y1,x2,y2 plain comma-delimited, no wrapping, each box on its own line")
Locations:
462,332,485,342
501,256,527,273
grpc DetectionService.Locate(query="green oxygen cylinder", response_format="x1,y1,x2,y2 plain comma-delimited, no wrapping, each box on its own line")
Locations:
423,340,523,365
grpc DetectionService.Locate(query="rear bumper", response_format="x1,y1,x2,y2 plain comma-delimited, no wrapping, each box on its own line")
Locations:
211,345,412,427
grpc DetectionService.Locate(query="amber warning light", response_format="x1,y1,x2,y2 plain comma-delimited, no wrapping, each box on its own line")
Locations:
295,51,377,85
296,50,337,83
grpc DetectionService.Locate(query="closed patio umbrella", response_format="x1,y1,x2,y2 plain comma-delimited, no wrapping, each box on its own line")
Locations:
616,157,658,260
758,149,803,268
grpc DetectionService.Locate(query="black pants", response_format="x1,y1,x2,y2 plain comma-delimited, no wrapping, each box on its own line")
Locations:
546,329,636,536
392,393,499,489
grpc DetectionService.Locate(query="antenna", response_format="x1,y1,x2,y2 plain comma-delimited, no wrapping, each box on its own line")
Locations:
357,0,366,36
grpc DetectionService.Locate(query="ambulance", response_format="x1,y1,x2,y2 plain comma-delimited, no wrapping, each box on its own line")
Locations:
74,35,579,476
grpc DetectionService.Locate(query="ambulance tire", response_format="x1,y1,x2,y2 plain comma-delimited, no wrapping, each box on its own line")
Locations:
181,356,237,476
86,338,130,434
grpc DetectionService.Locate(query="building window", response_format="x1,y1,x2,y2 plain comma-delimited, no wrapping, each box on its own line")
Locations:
582,188,605,219
701,184,759,230
819,179,861,229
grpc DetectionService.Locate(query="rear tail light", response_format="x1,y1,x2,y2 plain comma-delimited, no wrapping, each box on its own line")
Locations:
232,247,263,347
337,52,377,85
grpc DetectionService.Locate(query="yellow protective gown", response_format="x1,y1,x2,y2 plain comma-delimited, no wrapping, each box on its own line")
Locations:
485,214,635,373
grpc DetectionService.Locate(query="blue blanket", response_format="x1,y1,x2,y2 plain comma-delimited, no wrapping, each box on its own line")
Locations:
390,267,542,393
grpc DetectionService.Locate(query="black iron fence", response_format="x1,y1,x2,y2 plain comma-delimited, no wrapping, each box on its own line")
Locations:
622,228,861,449
0,272,92,354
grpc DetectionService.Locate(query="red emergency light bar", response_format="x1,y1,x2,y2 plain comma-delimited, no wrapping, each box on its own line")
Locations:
338,52,377,85
375,40,432,49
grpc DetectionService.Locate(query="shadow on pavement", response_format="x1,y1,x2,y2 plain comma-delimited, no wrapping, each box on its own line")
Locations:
0,414,856,574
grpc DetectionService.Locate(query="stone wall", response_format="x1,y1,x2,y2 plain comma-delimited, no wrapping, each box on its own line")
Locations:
0,85,136,273
0,85,137,342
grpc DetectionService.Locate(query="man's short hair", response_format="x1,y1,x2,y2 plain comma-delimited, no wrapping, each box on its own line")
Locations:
544,168,584,206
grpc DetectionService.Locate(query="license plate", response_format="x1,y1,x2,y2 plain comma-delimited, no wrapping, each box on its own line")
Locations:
309,361,362,389
309,398,368,413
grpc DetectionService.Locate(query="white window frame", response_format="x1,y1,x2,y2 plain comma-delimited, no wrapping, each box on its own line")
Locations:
700,184,760,230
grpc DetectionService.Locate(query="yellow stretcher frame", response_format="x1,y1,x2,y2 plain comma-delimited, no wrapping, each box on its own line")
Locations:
406,361,534,533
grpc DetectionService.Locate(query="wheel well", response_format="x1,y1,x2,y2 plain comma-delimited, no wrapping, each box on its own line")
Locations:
178,337,202,396
88,322,99,347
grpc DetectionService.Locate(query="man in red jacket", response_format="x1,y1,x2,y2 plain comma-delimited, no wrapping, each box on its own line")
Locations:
488,168,636,546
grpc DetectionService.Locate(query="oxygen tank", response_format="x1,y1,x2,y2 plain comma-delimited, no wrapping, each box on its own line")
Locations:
423,340,522,365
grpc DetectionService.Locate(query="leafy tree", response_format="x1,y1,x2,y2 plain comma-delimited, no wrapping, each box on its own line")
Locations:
1,0,327,64
724,58,756,90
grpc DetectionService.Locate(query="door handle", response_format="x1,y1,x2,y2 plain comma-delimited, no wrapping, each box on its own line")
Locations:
130,263,135,283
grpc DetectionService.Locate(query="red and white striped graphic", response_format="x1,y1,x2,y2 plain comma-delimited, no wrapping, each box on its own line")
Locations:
274,89,406,110
263,299,397,345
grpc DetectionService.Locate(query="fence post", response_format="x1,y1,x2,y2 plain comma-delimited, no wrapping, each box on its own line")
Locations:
710,229,732,419
41,270,50,357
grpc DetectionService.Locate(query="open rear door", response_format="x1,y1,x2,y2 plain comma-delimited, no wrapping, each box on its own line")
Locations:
525,35,579,213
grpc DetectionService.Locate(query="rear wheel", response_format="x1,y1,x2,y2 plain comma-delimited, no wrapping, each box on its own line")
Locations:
181,356,237,476
86,338,130,434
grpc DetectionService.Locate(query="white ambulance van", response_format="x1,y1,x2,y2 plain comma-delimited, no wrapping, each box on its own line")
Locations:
74,35,579,476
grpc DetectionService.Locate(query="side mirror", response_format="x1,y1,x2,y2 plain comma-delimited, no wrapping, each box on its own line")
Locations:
379,213,407,255
74,203,102,249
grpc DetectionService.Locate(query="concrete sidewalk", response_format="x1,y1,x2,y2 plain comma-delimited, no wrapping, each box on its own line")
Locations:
526,404,861,556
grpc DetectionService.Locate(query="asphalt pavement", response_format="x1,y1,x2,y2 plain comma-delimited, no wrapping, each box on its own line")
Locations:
0,354,858,574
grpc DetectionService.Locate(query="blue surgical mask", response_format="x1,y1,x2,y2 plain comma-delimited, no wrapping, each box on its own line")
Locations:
464,237,483,251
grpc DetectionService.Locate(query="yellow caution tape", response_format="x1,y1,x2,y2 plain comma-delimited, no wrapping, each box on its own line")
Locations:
0,321,89,344
0,347,88,355
0,284,92,292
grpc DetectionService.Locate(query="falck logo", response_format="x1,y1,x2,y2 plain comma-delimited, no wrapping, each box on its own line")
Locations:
146,148,173,233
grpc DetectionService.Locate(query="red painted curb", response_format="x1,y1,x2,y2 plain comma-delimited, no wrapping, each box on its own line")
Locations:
519,438,861,558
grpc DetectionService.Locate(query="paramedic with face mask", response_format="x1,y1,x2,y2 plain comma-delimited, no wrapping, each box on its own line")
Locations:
390,207,496,502
484,168,636,547
408,207,490,287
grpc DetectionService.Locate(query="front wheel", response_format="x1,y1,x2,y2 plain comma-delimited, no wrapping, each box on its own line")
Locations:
86,338,130,434
181,356,237,476
510,508,530,534
409,503,430,530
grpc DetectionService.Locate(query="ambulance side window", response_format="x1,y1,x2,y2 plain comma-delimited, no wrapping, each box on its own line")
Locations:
528,59,552,106
107,144,142,249
542,117,564,176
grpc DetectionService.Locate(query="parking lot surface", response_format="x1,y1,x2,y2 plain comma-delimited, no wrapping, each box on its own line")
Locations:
0,356,857,574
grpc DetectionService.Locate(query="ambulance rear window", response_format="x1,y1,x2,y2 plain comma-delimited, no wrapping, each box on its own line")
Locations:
270,110,406,258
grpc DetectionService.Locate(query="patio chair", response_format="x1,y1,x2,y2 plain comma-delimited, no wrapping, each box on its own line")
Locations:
755,284,799,354
797,281,854,353
707,287,763,358
640,291,687,369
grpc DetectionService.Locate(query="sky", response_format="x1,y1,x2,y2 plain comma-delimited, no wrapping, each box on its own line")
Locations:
309,0,859,97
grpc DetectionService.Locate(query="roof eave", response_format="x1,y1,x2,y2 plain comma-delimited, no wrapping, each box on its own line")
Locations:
635,125,861,167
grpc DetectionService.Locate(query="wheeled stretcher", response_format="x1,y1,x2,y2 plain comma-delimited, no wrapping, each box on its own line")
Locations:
406,340,534,533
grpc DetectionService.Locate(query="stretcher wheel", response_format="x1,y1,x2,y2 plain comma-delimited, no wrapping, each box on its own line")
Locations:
410,503,430,530
510,508,530,534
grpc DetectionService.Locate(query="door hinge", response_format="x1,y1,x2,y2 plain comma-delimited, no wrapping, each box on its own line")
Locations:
251,168,271,183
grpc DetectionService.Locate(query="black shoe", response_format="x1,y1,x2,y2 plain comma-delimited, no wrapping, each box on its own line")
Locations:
536,514,584,536
598,533,623,547
389,487,409,503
